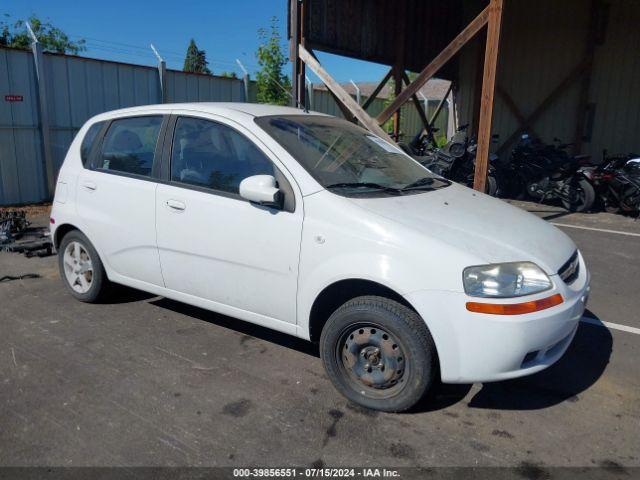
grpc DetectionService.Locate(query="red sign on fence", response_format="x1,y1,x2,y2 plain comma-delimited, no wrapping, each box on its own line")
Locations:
5,95,23,102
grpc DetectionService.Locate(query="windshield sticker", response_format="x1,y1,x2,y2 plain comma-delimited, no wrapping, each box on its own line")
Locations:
366,135,402,154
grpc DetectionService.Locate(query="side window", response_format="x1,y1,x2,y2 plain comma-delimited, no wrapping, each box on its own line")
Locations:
170,116,274,194
80,121,104,167
97,116,163,177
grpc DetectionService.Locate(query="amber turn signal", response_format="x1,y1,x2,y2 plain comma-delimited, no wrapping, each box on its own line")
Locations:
466,293,564,315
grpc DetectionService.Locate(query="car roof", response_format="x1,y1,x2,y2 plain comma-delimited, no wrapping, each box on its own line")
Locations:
91,102,330,120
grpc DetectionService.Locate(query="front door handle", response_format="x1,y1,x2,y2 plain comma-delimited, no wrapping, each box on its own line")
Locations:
166,199,186,211
82,181,97,191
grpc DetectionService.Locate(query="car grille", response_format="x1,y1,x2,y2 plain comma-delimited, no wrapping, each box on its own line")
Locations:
558,251,580,284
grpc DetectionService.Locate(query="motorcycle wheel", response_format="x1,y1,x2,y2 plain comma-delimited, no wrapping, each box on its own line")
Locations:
462,174,497,195
561,178,595,212
619,185,640,213
486,175,498,197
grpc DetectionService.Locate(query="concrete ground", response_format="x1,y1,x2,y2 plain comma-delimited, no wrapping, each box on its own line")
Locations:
0,202,638,470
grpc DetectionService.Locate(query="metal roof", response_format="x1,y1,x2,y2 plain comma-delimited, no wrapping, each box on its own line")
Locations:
298,0,486,78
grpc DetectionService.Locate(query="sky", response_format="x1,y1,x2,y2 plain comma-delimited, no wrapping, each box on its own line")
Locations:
2,0,390,84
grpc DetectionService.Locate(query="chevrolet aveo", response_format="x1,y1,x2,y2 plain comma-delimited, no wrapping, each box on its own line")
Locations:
51,103,590,412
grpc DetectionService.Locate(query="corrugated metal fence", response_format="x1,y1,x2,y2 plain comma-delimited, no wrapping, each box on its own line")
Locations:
0,46,447,206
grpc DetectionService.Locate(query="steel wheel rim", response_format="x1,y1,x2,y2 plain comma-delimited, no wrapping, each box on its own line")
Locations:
337,323,408,399
63,241,93,294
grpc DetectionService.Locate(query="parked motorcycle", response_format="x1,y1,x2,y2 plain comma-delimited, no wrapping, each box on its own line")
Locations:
504,134,595,212
581,152,640,214
402,125,500,196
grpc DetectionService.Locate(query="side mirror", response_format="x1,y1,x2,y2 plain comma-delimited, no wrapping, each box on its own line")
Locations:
239,175,283,209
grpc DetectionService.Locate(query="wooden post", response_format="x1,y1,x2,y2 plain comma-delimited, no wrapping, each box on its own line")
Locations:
392,68,402,140
473,0,503,193
290,0,300,107
298,45,395,142
376,6,489,126
471,30,486,135
297,0,307,108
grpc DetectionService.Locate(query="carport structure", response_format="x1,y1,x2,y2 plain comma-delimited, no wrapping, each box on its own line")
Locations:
289,0,640,192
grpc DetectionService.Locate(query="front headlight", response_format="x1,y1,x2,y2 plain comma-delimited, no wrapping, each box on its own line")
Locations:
463,262,552,298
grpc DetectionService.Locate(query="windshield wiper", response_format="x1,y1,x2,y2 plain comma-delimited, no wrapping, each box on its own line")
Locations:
400,177,450,192
325,182,400,193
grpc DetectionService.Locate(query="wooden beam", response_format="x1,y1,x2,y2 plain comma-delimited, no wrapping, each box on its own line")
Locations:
362,68,393,111
376,6,490,125
298,44,395,142
402,72,430,131
496,58,590,155
429,81,454,128
473,0,504,193
496,84,540,139
328,88,356,122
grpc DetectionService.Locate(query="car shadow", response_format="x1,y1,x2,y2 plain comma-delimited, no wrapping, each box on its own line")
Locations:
466,309,612,410
144,296,612,413
149,297,319,357
96,285,158,304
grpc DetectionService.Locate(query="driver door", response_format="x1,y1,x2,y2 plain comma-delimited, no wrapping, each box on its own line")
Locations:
155,113,303,327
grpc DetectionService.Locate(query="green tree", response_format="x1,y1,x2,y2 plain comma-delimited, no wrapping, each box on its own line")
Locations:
220,71,238,79
255,17,291,105
0,14,85,54
183,39,211,74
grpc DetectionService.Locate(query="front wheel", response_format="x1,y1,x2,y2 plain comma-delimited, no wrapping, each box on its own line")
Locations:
561,178,595,212
320,296,437,412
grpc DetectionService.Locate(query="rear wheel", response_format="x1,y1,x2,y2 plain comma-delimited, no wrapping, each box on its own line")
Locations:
320,296,437,412
58,230,110,302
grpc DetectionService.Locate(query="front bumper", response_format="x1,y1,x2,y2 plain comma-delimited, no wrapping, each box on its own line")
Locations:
404,253,590,383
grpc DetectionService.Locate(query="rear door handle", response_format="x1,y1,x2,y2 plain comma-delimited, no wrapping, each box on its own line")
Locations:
166,199,186,211
82,181,97,191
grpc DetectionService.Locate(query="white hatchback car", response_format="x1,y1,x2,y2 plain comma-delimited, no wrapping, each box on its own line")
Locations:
51,103,590,412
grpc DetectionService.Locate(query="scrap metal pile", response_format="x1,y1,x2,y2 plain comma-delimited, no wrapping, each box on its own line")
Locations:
0,210,54,257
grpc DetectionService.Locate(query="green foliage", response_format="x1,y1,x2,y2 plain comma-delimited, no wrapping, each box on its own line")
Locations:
435,134,448,148
255,17,291,106
0,14,86,54
183,39,211,75
220,71,238,79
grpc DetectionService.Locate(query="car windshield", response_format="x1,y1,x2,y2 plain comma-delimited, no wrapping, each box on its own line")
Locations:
254,115,449,197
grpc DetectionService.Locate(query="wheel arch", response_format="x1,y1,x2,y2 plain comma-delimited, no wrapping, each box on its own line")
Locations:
307,278,417,343
53,223,82,249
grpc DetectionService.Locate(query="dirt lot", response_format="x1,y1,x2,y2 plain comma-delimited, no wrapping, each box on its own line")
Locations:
0,202,638,471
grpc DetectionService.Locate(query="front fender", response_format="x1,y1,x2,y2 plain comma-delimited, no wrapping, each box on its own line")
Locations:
296,251,436,340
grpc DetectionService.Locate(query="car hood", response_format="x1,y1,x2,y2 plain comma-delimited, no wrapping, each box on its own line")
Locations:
347,184,576,275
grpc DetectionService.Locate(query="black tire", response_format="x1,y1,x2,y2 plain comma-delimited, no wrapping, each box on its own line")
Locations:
486,174,498,197
58,230,110,302
562,178,595,212
320,296,437,412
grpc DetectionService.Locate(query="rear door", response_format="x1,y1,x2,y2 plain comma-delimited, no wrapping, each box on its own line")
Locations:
77,114,168,286
155,113,303,326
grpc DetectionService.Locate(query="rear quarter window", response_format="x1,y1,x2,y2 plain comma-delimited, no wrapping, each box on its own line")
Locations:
96,116,163,177
80,121,105,167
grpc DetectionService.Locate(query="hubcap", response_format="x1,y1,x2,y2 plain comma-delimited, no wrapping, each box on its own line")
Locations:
63,241,93,294
339,325,406,392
